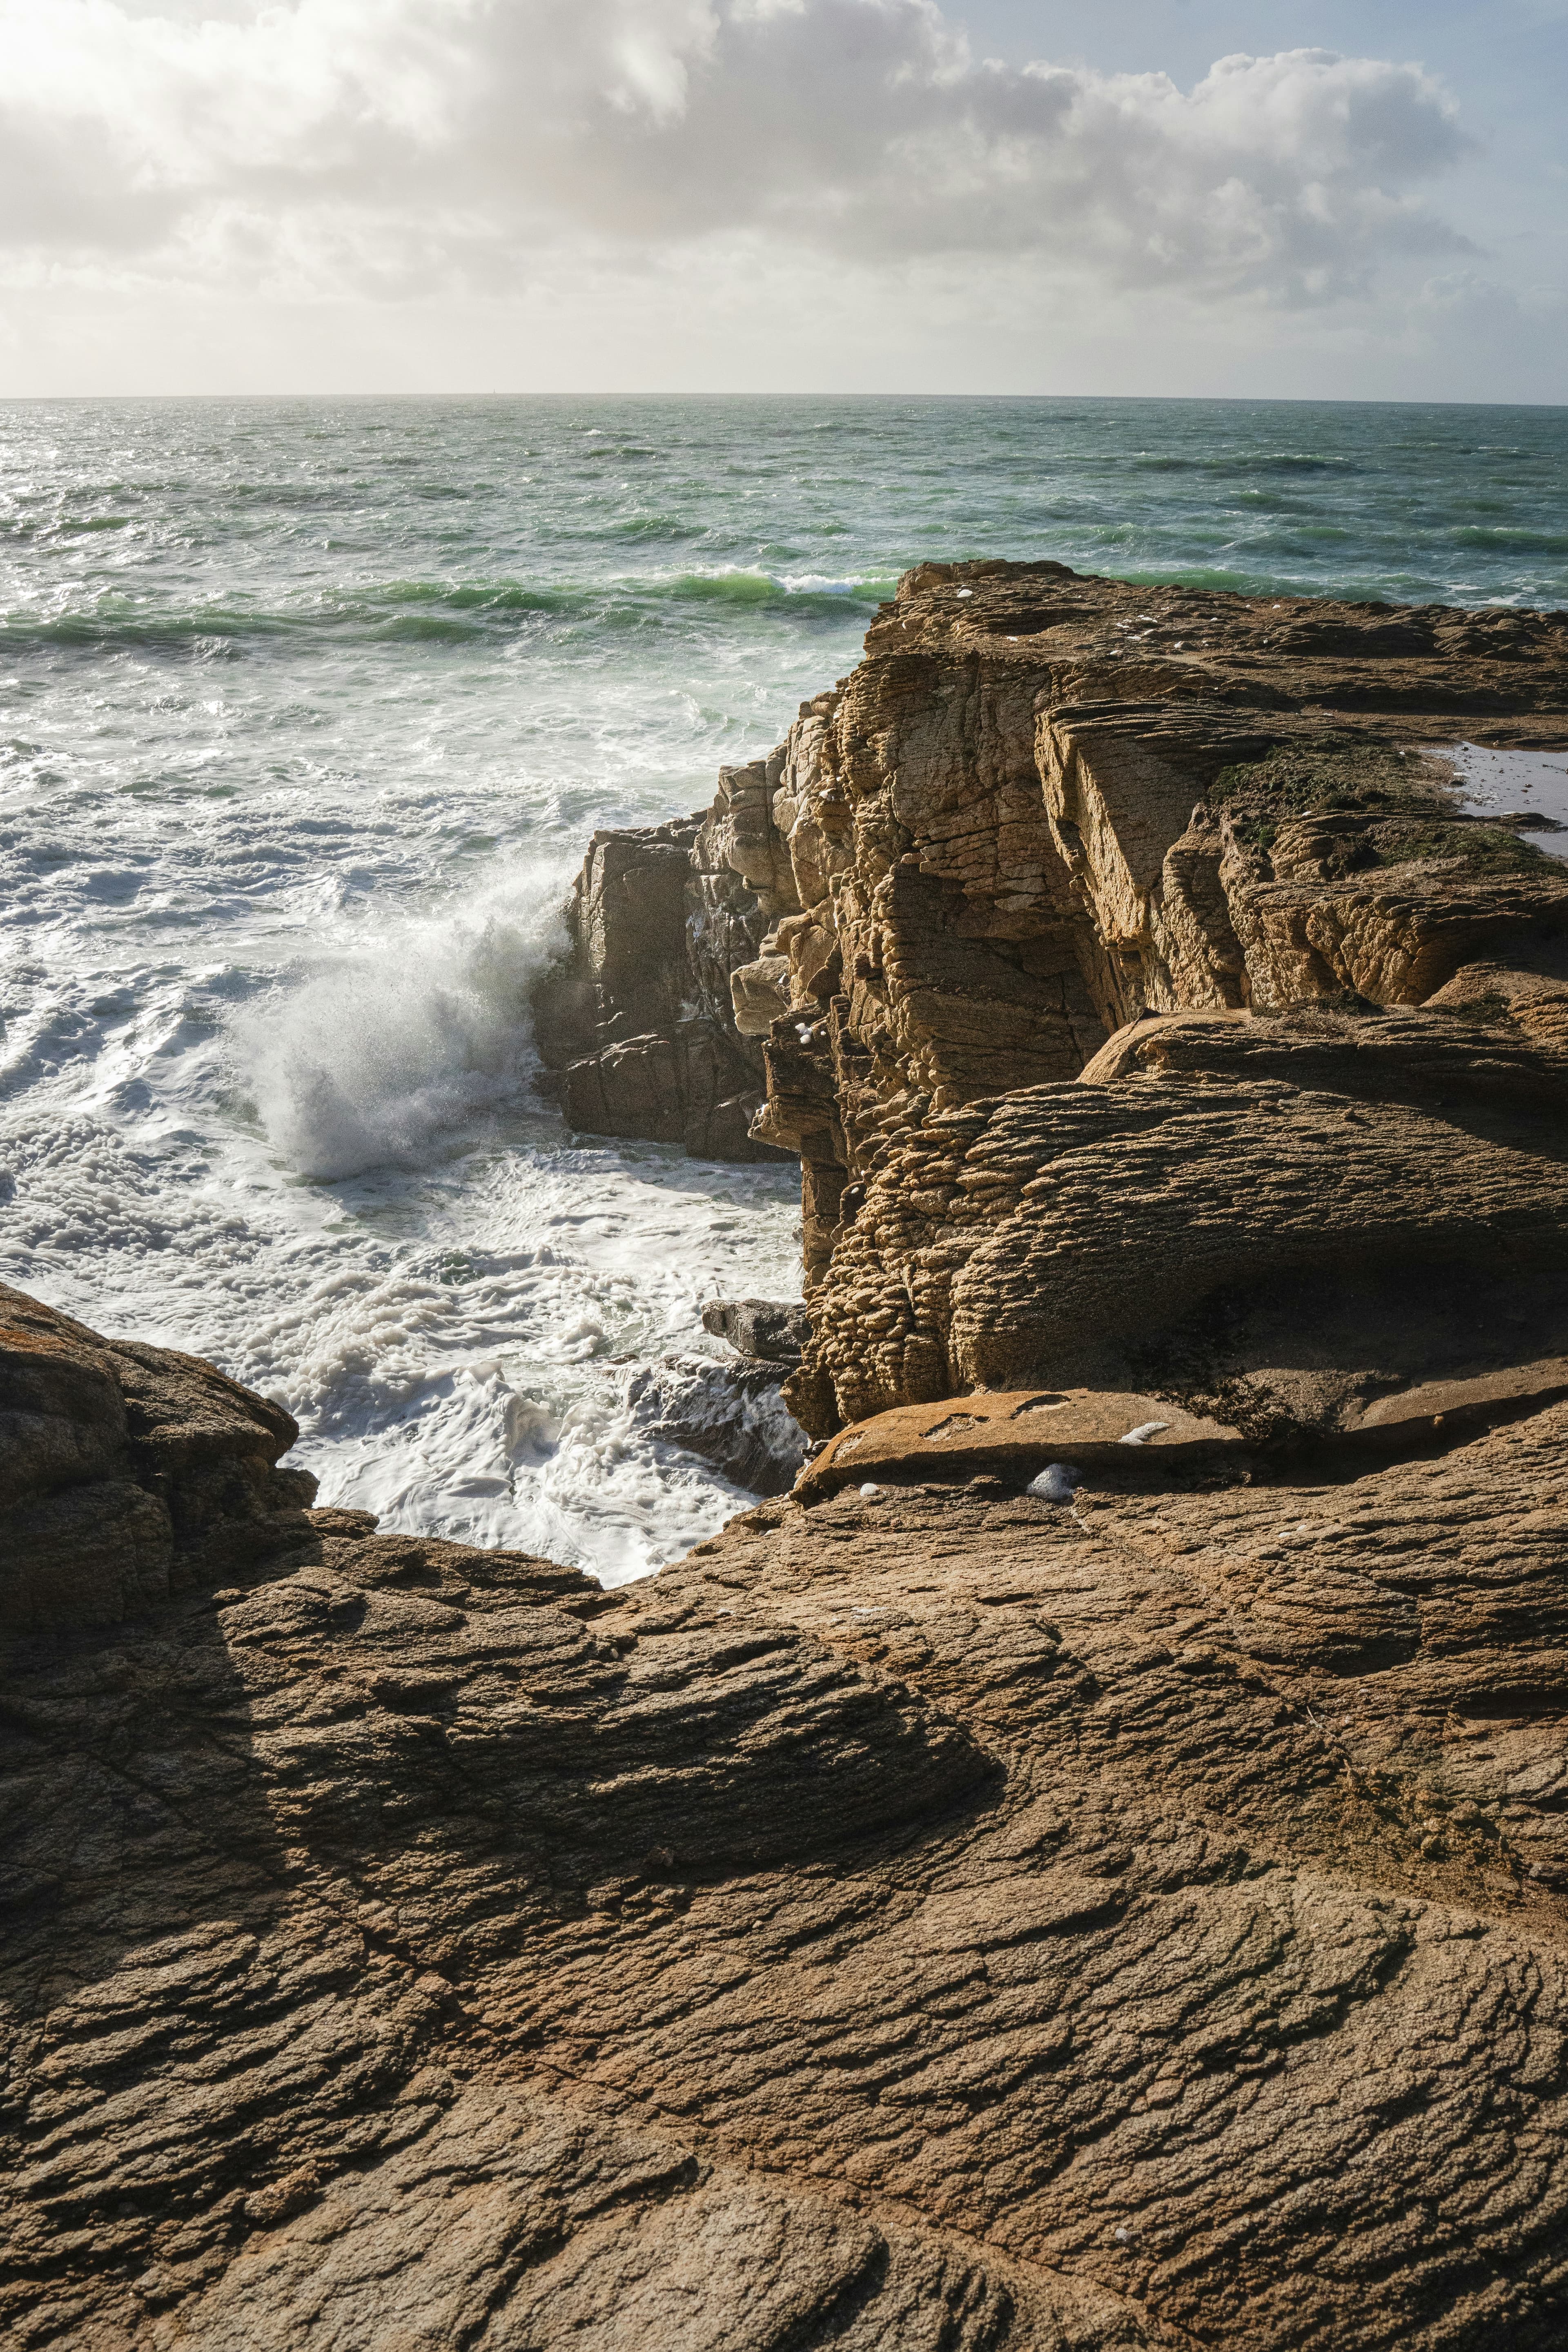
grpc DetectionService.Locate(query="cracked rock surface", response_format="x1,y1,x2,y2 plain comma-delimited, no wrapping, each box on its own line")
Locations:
9,561,1568,2348
8,1285,1568,2348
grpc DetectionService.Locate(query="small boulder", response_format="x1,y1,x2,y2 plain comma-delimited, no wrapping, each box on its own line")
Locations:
701,1298,811,1364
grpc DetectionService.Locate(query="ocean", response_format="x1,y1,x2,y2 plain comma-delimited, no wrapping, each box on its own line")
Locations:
3,393,1566,1581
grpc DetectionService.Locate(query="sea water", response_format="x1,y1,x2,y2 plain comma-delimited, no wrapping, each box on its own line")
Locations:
2,395,1566,1581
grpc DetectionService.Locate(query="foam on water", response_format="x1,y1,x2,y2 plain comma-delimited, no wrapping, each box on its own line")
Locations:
229,867,566,1179
1,870,804,1581
4,394,1567,1580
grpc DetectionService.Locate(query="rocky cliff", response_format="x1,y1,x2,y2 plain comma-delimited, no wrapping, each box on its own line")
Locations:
530,782,796,1163
9,561,1568,2350
535,561,1568,1428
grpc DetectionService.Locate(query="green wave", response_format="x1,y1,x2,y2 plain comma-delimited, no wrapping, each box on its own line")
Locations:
0,569,894,655
662,570,895,613
1132,454,1358,477
1452,526,1568,556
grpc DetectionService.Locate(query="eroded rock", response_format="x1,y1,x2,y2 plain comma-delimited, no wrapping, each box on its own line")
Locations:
12,561,1568,2348
700,1297,811,1364
623,1352,808,1495
10,1279,1568,2346
0,1283,313,1635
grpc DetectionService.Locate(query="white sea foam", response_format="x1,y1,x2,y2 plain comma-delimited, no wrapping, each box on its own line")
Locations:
228,866,567,1179
1,818,804,1584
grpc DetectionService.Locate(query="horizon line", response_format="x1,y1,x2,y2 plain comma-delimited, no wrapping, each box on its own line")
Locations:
0,388,1565,412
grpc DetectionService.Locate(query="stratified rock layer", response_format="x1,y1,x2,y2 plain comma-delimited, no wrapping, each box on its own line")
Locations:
530,786,795,1162
9,1277,1568,2348
730,563,1568,1428
9,564,1568,2350
0,1283,313,1637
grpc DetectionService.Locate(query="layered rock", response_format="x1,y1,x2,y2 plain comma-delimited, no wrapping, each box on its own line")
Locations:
10,1280,1568,2348
12,563,1568,2350
783,1002,1568,1439
531,777,797,1161
532,564,1568,1320
0,1281,315,1637
725,564,1568,1431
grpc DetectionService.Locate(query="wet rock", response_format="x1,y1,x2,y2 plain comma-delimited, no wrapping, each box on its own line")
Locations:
699,1298,811,1364
530,765,799,1161
624,1353,808,1495
561,1016,789,1163
530,813,704,1074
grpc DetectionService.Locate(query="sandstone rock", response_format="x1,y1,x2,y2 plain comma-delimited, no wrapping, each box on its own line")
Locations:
795,1356,1568,1501
0,1282,313,1635
536,562,1568,1230
530,765,799,1159
730,949,793,1035
786,1013,1568,1438
796,1387,1250,1499
561,1015,789,1163
1423,936,1568,1047
14,562,1568,2348
11,1277,1568,2346
531,813,704,1072
719,566,1568,1282
724,566,1568,1414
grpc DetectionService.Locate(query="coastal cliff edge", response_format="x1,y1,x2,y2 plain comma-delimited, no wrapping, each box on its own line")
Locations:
7,560,1568,2349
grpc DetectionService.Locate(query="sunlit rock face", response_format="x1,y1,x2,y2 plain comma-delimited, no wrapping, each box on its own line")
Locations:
733,562,1568,1435
11,564,1568,2351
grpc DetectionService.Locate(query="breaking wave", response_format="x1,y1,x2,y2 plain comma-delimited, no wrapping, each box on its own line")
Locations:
6,390,1566,1581
229,868,568,1180
0,569,894,657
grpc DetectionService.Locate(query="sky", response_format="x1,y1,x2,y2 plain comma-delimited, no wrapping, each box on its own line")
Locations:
0,0,1562,400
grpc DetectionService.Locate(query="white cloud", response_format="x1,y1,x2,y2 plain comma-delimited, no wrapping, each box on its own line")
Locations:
0,0,1470,307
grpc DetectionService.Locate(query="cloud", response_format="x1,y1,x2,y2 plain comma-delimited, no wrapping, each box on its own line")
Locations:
0,0,1470,306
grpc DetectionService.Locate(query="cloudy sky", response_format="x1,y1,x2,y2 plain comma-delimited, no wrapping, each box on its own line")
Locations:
0,0,1562,398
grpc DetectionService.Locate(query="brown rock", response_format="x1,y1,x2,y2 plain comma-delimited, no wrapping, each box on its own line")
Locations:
11,1279,1568,2345
722,564,1568,1283
531,813,704,1071
797,1386,1248,1499
0,1283,312,1635
700,1297,811,1363
13,562,1568,2348
788,1018,1568,1437
529,762,802,1160
561,1014,788,1162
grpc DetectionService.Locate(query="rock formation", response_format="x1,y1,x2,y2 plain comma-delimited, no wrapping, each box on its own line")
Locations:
9,561,1568,2348
622,1350,807,1496
538,561,1568,1419
530,793,794,1162
700,1297,811,1364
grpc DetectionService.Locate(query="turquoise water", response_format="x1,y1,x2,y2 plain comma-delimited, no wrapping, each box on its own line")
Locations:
2,395,1564,1576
